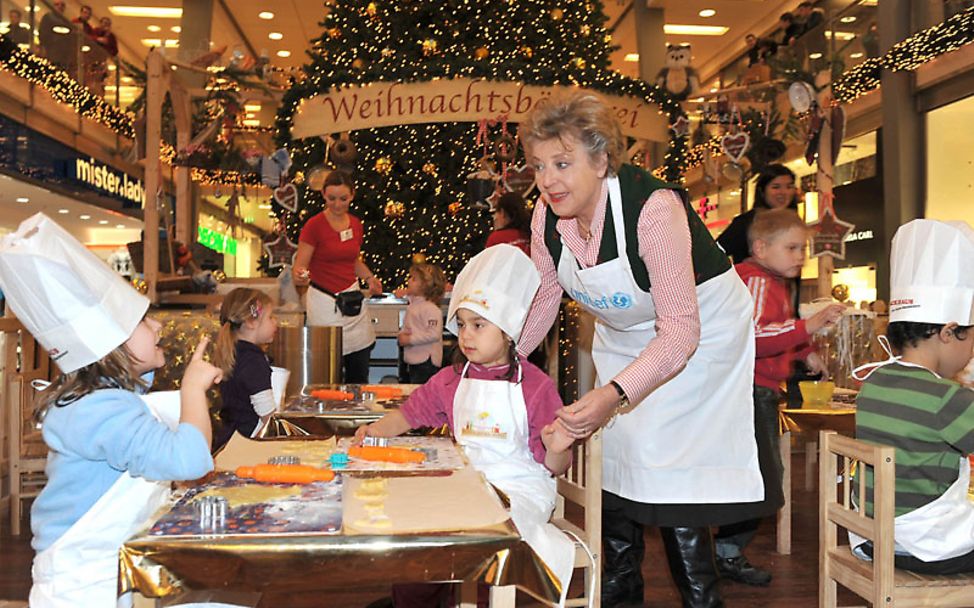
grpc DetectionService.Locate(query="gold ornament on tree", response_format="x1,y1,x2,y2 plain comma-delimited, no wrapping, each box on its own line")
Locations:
327,27,342,39
351,58,366,70
375,156,393,174
384,200,405,218
381,47,394,57
448,201,462,216
412,252,427,265
831,284,850,302
475,46,489,60
580,25,591,36
422,162,438,176
572,57,587,69
421,38,439,56
366,2,377,17
520,45,533,58
550,8,564,20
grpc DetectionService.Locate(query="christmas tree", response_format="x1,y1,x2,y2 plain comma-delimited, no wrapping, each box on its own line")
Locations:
273,0,683,286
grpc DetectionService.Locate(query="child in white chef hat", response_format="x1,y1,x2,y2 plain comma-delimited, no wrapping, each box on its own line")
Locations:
0,213,222,607
357,244,578,607
853,219,974,574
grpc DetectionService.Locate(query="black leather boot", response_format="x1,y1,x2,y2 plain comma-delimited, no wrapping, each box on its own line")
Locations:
600,508,645,607
659,527,724,608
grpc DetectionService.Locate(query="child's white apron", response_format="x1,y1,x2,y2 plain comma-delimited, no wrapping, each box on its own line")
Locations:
554,175,763,504
30,392,180,608
453,363,574,605
853,353,974,561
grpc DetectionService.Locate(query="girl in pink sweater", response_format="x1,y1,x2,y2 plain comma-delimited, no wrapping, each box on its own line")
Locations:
398,263,446,384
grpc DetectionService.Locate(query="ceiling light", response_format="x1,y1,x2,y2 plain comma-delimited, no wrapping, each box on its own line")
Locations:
141,38,179,48
116,224,126,228
276,50,291,58
16,197,29,203
107,64,116,70
826,30,856,41
170,25,180,33
258,11,274,19
79,214,91,220
244,103,261,111
58,208,69,214
108,6,182,18
850,52,863,58
98,220,109,224
709,87,718,92
809,52,823,59
243,119,260,126
840,16,857,23
624,53,639,62
52,25,70,34
663,24,729,36
258,203,272,209
698,9,716,18
81,45,90,52
245,112,255,119
147,24,160,32
268,32,283,40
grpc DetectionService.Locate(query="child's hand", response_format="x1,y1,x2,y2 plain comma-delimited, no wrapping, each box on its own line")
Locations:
805,351,829,377
181,337,223,392
393,288,407,298
353,424,371,446
806,304,845,334
397,330,411,346
542,420,576,454
366,276,383,296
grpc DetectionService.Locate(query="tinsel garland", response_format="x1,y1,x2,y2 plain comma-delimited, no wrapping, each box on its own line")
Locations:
0,34,135,138
834,6,974,103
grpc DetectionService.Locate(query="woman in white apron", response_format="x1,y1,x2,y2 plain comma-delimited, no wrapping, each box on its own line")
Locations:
851,219,974,574
519,93,764,607
358,245,577,606
293,170,382,383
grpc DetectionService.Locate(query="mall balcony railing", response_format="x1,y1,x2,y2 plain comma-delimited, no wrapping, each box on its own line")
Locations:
0,0,143,112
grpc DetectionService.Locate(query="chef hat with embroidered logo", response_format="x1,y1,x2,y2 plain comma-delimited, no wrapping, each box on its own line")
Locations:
0,212,149,373
446,244,541,343
889,219,974,325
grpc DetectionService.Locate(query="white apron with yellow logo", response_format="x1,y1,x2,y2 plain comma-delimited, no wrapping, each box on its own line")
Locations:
554,176,763,504
453,363,574,606
30,392,180,608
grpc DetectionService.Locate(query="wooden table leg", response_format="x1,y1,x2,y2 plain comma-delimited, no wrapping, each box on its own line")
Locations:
776,431,791,555
805,440,818,492
458,580,479,607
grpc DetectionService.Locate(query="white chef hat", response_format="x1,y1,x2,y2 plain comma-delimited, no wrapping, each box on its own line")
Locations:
889,219,974,325
446,244,541,343
0,212,149,373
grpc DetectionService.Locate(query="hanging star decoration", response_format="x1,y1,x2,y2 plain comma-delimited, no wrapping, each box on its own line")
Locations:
695,196,716,220
808,195,854,259
263,232,298,268
669,114,690,138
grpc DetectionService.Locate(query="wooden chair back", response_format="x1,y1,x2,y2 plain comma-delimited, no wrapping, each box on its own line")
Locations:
819,430,974,607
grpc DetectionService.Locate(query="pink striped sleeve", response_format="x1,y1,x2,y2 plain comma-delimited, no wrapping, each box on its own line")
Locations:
517,201,564,355
612,189,701,401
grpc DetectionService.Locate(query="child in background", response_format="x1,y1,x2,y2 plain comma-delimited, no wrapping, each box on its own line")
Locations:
356,245,577,607
398,263,446,384
212,287,279,450
714,209,844,586
853,219,974,574
0,213,220,607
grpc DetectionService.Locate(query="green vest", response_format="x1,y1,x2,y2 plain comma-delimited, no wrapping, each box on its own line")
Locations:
543,164,730,292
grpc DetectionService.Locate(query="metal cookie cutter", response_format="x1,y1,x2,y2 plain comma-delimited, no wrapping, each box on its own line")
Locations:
362,436,388,447
268,455,301,465
196,495,228,534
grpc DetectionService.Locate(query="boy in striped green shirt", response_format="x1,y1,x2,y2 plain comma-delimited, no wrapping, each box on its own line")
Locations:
855,219,974,575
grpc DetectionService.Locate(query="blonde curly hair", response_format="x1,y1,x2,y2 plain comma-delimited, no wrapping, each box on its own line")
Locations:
519,90,627,175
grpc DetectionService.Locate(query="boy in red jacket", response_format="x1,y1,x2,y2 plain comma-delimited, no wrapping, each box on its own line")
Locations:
714,208,845,585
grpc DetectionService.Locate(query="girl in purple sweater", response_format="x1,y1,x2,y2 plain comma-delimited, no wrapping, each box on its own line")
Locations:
357,245,576,606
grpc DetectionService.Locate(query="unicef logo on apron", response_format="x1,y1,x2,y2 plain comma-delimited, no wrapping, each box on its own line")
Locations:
610,292,633,309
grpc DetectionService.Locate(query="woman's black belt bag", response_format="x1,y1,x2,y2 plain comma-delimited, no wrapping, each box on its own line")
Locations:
311,281,365,316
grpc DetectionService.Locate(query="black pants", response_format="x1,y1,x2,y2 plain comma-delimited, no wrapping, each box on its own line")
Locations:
715,385,785,555
405,357,439,384
861,542,974,575
343,343,373,384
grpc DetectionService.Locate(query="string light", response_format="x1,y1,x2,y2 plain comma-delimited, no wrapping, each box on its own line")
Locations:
0,34,135,138
834,6,974,103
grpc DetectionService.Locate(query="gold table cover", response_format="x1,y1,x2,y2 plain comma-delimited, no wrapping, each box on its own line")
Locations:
779,403,856,437
119,441,560,602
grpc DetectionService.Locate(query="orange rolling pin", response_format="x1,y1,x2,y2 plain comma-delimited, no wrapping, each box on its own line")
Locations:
310,389,354,401
235,464,335,484
361,385,403,398
348,445,426,464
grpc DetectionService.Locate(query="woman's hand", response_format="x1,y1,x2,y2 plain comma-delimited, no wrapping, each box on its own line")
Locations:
555,385,621,439
292,266,310,287
366,276,383,296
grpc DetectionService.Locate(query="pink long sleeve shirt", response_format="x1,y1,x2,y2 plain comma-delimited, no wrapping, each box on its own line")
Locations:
399,355,565,469
518,184,702,403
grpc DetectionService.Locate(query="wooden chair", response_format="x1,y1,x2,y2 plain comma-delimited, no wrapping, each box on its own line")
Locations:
819,430,974,607
6,373,49,536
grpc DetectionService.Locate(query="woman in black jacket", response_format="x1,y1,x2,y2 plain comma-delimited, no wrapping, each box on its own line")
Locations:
716,164,800,264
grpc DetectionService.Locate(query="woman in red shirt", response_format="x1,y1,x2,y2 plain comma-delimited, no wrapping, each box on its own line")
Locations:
486,192,531,255
293,170,382,383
